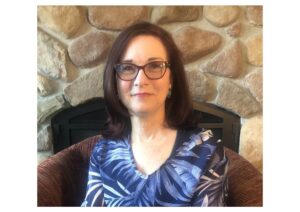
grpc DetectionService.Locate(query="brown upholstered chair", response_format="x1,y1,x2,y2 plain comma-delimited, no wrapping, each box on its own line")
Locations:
37,135,263,206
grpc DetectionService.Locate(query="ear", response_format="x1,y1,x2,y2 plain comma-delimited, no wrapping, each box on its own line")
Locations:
169,71,173,89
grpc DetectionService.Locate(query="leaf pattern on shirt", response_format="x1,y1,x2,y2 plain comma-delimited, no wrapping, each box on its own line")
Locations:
82,128,228,207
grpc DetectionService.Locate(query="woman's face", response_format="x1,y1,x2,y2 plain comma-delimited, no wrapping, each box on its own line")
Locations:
116,35,172,118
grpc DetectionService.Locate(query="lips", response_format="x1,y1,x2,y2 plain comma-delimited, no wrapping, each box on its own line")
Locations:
131,92,152,97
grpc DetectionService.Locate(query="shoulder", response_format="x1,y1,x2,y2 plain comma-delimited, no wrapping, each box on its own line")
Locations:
91,137,108,153
193,128,224,159
171,128,226,181
181,128,228,172
180,127,222,146
92,136,125,149
90,136,130,158
174,128,225,166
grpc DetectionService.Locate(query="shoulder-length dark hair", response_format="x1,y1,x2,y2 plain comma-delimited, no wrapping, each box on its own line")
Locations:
102,22,193,139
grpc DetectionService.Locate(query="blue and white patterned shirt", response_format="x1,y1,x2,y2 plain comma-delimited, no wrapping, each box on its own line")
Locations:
81,128,228,207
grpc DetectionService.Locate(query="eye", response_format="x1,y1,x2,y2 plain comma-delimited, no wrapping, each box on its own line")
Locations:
148,62,163,70
121,64,135,72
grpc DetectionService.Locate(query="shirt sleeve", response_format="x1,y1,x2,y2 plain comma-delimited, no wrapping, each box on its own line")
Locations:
81,143,105,207
191,131,229,206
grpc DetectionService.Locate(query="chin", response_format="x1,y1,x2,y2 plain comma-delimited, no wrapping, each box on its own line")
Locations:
129,106,154,116
131,108,151,116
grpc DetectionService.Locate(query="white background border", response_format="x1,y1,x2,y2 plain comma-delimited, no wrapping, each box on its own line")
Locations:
1,0,299,210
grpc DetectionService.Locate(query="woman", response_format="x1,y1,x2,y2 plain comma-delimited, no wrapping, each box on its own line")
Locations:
81,22,228,207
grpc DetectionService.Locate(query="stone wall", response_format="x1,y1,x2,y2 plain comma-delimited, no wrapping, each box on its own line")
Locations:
37,6,263,172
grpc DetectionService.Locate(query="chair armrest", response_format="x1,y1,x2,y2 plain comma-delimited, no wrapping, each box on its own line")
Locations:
37,135,101,206
225,148,263,206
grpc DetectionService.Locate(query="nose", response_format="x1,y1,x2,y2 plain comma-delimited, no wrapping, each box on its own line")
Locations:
133,67,149,86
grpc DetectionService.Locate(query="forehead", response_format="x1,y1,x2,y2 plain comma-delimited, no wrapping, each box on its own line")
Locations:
121,35,167,62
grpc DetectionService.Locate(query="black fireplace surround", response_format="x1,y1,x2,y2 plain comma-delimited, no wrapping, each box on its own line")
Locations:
52,98,240,153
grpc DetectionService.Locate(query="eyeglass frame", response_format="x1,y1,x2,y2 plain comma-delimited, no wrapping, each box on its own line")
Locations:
114,61,171,81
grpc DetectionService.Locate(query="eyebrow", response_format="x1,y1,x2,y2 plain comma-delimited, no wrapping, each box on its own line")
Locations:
121,57,165,63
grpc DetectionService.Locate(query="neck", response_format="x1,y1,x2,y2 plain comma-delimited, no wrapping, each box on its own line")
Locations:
130,111,168,144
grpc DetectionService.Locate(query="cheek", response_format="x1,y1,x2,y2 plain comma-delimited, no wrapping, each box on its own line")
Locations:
160,72,172,93
117,80,132,99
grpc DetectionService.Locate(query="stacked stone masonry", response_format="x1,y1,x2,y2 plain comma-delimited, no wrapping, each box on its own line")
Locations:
37,6,263,172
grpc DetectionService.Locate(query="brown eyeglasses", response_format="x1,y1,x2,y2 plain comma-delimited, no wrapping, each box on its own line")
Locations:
114,61,170,81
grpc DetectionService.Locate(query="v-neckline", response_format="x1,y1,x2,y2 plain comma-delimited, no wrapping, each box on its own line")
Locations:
127,129,181,179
